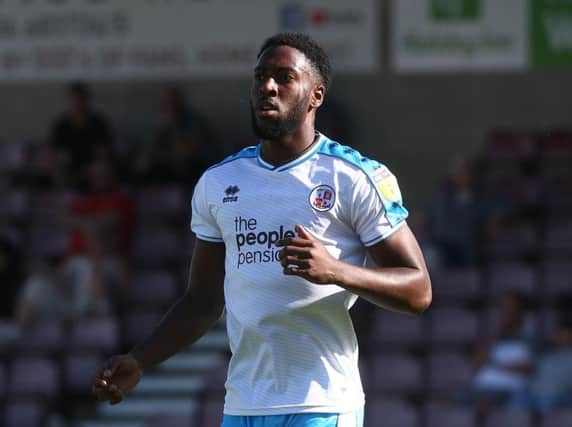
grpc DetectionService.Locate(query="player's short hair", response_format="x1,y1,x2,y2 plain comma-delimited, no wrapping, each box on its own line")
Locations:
257,32,332,91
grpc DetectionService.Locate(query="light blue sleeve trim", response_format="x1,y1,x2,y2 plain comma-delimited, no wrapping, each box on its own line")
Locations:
362,220,407,247
207,145,258,171
317,137,409,228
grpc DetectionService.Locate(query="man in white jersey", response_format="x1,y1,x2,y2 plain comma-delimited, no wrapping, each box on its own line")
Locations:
92,33,432,427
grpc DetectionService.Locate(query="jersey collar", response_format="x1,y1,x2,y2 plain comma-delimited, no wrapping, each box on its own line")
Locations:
256,132,325,172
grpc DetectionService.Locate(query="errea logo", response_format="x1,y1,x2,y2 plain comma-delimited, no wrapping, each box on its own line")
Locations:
223,185,240,203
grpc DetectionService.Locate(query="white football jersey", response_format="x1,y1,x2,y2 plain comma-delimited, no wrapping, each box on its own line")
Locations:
191,132,408,415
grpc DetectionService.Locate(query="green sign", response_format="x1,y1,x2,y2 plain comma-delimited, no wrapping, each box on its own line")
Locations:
431,0,481,20
531,0,572,65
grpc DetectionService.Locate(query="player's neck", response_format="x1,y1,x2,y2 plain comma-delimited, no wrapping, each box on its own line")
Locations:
259,125,317,167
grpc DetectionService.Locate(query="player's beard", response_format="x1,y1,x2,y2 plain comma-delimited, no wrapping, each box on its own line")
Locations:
250,93,310,141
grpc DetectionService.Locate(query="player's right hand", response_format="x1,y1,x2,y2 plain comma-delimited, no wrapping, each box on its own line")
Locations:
92,354,143,405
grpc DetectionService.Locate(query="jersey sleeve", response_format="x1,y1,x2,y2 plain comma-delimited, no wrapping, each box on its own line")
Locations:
190,173,223,243
350,164,409,246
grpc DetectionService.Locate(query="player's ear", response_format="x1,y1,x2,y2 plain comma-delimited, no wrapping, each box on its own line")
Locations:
310,84,325,109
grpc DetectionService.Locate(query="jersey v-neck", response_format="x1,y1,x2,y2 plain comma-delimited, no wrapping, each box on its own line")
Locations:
255,133,324,172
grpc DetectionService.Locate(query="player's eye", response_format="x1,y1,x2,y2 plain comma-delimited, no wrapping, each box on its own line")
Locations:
276,73,294,84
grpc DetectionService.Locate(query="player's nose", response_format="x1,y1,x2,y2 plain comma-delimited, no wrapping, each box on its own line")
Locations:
259,77,278,96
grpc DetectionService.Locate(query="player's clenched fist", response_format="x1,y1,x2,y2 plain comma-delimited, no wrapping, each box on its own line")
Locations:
276,224,342,285
92,354,143,405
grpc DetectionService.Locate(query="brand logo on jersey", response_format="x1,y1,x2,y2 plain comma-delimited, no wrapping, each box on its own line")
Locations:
309,184,335,212
223,185,240,203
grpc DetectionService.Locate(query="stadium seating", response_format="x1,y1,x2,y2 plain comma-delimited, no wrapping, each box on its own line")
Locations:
69,317,120,354
8,357,60,401
136,185,188,224
16,319,66,356
428,351,473,395
430,267,481,302
365,397,420,427
131,226,184,268
484,408,533,427
3,399,47,427
196,396,225,427
425,401,475,427
1,125,571,426
122,309,164,348
63,352,103,395
0,142,28,174
541,410,572,427
368,352,423,394
369,309,425,348
488,263,537,297
129,270,180,308
430,308,480,346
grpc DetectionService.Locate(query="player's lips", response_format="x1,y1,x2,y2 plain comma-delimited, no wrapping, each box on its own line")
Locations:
256,100,279,116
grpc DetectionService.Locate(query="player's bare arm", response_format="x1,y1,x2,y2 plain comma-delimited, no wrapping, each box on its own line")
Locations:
92,239,225,404
277,224,431,314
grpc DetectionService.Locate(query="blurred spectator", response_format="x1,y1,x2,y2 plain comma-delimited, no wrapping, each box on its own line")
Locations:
470,291,535,408
63,159,134,306
132,85,218,187
48,81,115,188
511,300,572,414
65,159,134,258
0,233,23,318
427,156,504,269
15,255,110,326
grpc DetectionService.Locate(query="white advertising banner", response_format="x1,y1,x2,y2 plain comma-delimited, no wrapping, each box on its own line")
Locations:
392,0,528,72
0,0,378,82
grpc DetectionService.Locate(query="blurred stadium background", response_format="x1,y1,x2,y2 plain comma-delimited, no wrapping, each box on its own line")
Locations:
0,0,571,426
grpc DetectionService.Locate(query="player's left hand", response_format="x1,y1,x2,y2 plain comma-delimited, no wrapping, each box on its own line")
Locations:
276,224,341,285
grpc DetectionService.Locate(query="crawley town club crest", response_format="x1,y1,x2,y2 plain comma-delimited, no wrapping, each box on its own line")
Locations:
309,185,336,212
